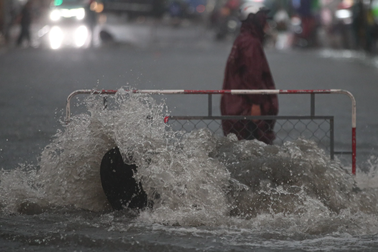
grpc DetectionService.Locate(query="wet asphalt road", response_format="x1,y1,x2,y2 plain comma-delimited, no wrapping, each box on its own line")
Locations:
1,20,378,170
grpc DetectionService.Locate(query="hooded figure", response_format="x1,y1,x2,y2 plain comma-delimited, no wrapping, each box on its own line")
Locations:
220,4,278,144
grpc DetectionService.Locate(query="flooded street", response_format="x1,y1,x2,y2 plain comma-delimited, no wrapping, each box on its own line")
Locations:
1,19,378,251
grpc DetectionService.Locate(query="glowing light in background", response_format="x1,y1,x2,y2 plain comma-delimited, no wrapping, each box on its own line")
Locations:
75,8,86,20
335,9,351,19
74,25,88,47
49,8,86,21
49,26,63,49
196,5,206,13
54,0,63,6
49,9,61,21
90,2,104,13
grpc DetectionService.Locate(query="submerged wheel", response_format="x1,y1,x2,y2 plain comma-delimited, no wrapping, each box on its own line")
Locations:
100,147,147,210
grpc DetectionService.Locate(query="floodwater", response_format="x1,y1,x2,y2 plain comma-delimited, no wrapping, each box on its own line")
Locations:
1,91,378,251
2,15,378,250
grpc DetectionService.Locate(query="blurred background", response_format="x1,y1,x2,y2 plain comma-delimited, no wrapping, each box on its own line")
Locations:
0,0,377,52
1,0,378,170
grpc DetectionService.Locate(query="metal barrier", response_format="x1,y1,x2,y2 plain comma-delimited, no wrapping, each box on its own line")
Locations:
165,115,334,153
66,89,357,174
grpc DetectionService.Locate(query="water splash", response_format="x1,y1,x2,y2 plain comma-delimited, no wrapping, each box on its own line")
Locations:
1,89,378,236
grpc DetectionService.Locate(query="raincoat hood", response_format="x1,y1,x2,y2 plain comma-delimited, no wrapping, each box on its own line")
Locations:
240,12,268,42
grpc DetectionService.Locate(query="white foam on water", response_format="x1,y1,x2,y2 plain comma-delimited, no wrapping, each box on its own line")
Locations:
1,89,378,238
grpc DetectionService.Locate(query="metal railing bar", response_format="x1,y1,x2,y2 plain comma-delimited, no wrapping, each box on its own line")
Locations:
168,116,334,120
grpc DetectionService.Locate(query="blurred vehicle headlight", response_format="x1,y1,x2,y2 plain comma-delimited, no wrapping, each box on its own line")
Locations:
75,8,86,20
50,9,61,21
74,25,88,47
49,26,63,49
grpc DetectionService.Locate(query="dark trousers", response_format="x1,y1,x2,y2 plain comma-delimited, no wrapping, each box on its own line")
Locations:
245,121,259,140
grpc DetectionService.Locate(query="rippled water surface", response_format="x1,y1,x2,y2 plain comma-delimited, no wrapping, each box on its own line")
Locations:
1,90,378,251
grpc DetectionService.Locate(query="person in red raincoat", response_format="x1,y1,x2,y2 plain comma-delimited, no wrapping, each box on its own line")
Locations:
221,3,278,144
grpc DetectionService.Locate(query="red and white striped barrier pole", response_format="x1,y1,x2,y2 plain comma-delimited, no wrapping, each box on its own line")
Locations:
66,89,357,174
